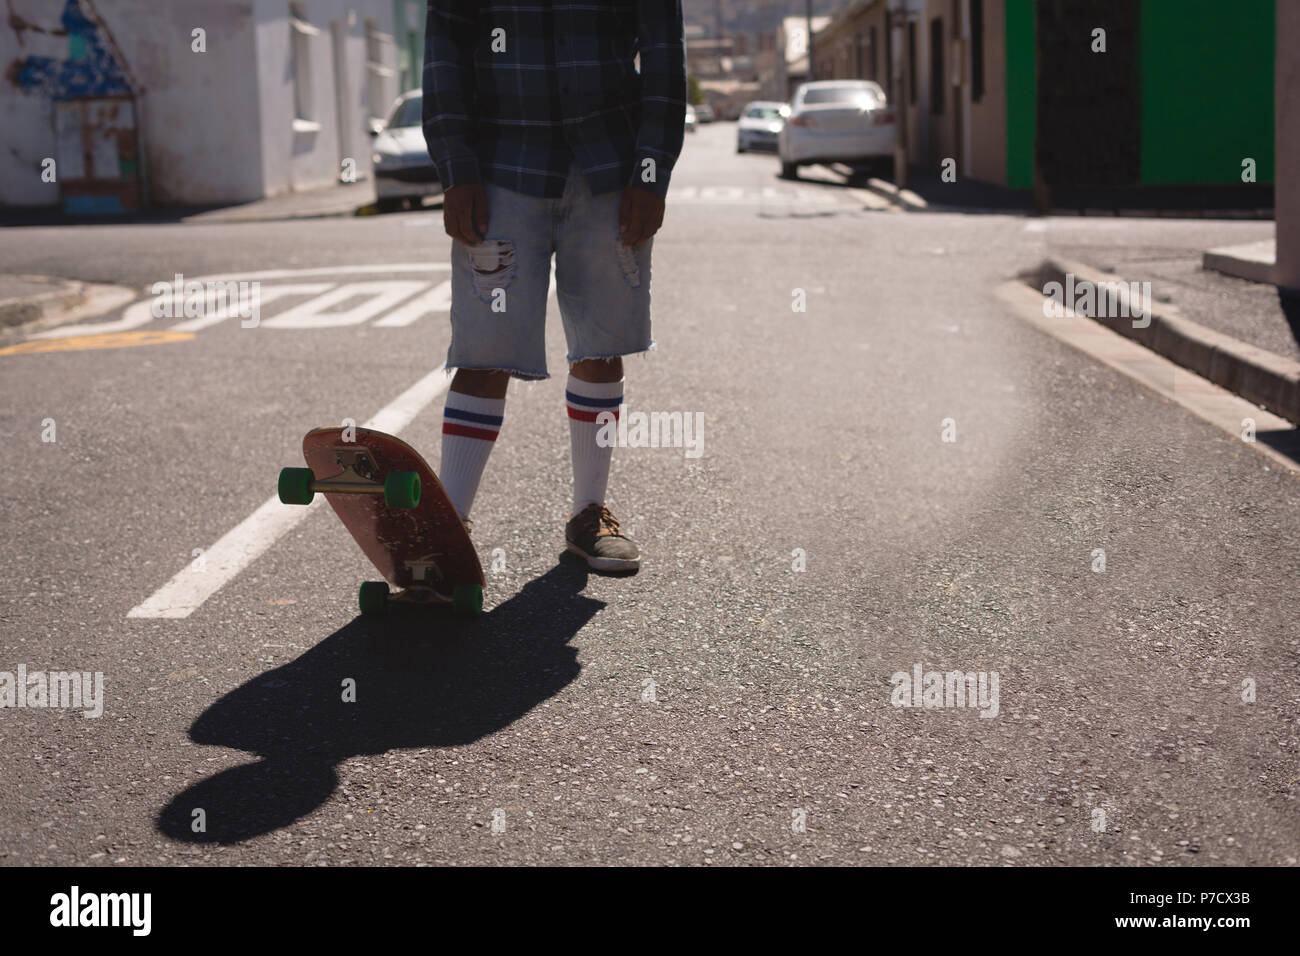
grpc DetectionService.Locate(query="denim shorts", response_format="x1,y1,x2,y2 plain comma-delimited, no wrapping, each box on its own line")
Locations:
446,160,654,380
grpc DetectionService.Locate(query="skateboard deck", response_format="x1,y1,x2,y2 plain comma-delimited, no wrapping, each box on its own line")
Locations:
278,426,484,615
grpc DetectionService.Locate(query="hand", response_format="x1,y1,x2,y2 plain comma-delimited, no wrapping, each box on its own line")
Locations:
619,186,665,246
443,183,488,244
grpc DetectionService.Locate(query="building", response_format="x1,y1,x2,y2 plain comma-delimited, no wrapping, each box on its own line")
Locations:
811,0,1275,193
769,15,833,102
0,0,406,211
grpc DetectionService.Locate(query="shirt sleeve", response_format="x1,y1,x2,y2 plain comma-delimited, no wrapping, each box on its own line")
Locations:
628,0,687,198
422,0,481,189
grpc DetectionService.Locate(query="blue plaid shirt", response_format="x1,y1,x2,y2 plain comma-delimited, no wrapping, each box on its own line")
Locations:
421,1,686,199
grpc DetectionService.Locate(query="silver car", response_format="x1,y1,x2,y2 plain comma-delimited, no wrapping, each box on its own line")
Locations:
777,80,896,180
371,91,443,212
736,101,787,153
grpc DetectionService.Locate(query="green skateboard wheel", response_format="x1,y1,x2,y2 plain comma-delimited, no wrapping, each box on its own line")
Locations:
358,581,390,615
278,467,315,505
451,583,483,617
383,470,421,509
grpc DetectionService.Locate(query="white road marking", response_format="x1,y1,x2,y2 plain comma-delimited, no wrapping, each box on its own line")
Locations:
32,297,158,339
179,263,451,284
168,283,334,332
669,184,841,205
261,280,428,329
373,280,451,327
126,366,455,619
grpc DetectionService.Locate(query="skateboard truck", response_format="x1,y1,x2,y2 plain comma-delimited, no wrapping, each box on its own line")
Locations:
277,447,421,509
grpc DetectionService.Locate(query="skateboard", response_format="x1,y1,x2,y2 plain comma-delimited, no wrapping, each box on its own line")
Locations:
277,426,484,616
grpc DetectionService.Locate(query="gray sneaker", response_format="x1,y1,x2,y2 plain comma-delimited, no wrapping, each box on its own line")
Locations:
565,504,640,572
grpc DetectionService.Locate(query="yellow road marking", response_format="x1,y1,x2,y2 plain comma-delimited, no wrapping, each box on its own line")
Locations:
0,330,194,356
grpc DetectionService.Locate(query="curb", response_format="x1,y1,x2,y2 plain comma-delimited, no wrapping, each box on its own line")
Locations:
0,275,85,328
0,276,137,341
1030,258,1300,426
1202,240,1278,284
181,201,370,224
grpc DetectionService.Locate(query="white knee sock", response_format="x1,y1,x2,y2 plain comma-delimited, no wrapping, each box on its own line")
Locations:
566,375,624,518
439,390,505,520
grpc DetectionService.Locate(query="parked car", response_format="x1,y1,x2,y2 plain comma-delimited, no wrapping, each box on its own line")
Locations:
777,80,895,180
370,91,443,212
694,103,716,123
736,100,787,153
685,103,697,133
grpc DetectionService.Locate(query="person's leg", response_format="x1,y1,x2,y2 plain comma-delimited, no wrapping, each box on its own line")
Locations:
441,184,552,521
440,370,508,521
566,356,623,518
554,163,654,570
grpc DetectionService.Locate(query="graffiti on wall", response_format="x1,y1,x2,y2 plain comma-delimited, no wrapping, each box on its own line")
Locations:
6,0,139,212
6,0,133,99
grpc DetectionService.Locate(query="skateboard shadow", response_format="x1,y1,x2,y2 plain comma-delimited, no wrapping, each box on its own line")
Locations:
156,561,601,845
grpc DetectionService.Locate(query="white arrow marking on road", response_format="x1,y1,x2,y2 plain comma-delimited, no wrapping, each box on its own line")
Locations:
126,366,454,619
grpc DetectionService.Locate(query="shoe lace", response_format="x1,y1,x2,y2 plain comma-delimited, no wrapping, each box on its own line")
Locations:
582,505,623,538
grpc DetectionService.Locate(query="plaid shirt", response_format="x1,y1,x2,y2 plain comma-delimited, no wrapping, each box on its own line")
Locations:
421,1,686,199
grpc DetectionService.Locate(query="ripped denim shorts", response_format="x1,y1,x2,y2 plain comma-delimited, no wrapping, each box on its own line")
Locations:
446,159,655,381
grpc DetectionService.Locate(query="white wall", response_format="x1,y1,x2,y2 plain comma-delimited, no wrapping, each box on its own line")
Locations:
254,0,397,197
0,0,397,207
0,0,264,207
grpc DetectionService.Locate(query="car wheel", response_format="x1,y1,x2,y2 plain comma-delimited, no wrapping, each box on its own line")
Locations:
780,160,799,180
876,157,896,181
736,142,746,153
376,197,406,214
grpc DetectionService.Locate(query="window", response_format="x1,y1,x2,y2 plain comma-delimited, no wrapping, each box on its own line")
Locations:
387,93,422,129
802,83,883,107
971,0,985,102
929,17,944,115
289,3,319,128
907,21,917,105
366,19,395,125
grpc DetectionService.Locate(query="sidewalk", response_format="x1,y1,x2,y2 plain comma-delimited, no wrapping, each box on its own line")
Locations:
862,166,1274,219
181,179,377,224
1050,239,1300,364
0,179,380,227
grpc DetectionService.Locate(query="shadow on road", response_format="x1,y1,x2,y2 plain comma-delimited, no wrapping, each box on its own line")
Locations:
157,559,601,845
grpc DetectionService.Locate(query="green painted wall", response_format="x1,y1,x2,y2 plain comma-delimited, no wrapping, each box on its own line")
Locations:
1140,0,1274,185
1004,0,1036,189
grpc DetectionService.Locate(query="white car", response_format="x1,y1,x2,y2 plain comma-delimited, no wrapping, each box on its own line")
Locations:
777,80,896,180
736,101,787,153
370,91,444,212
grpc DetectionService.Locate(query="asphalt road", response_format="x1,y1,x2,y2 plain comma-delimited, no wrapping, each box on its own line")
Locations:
1,122,1296,865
